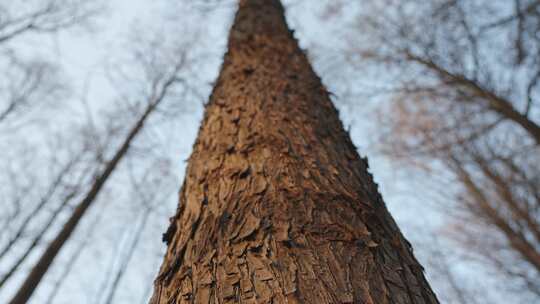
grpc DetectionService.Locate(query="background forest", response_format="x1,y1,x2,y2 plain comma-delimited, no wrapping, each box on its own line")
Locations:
0,0,538,303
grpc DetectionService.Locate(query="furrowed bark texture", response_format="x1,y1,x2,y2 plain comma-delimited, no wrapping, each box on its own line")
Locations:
150,1,439,303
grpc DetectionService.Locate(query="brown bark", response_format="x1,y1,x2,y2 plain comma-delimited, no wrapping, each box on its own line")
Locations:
150,1,438,303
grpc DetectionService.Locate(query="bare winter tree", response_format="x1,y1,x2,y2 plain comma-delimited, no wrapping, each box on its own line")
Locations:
96,159,177,304
6,29,194,302
0,2,217,302
0,2,103,291
342,0,540,302
0,133,94,289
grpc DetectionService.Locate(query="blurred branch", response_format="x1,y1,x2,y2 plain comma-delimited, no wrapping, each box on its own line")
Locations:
347,0,540,300
0,0,102,44
7,32,191,304
404,52,540,144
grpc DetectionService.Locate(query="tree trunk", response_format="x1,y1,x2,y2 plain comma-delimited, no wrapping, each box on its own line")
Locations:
150,1,439,303
7,106,151,304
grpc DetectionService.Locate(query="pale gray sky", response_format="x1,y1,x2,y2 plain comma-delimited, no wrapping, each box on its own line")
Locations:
0,1,463,303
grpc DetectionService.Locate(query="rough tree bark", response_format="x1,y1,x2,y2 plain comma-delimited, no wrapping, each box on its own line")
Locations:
150,1,439,303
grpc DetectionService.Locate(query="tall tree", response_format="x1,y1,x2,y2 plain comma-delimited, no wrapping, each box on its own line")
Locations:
7,47,188,304
340,0,540,300
150,1,438,303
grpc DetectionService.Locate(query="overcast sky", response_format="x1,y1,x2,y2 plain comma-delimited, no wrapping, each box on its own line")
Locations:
0,1,456,303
